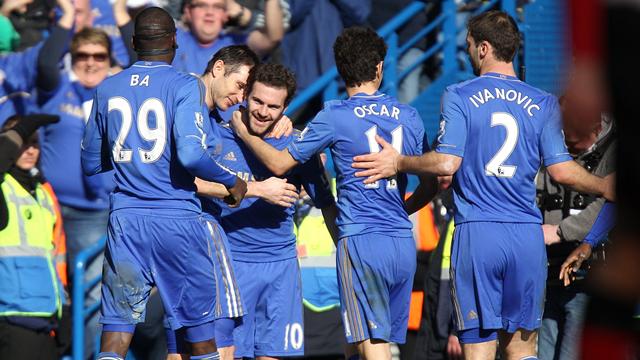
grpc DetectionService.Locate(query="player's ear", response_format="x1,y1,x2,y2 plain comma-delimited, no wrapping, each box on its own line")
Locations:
212,60,225,78
479,41,490,59
376,61,384,78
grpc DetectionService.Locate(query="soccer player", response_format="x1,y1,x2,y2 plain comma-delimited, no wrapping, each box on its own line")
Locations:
229,27,438,359
195,63,338,359
351,11,615,360
80,7,247,360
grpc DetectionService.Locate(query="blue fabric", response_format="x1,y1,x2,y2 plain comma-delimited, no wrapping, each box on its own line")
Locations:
91,0,130,67
214,317,236,348
583,201,615,248
457,327,498,344
280,0,370,91
39,72,114,210
96,351,124,360
538,288,588,360
184,321,216,343
287,92,427,239
102,323,135,333
191,352,220,360
100,209,219,330
450,222,546,333
435,73,572,224
0,256,58,315
202,121,334,262
0,43,41,125
336,234,416,344
232,258,304,358
173,28,247,75
81,61,237,214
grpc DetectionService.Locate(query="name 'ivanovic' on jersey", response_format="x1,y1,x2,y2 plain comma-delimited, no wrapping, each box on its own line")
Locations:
467,87,541,116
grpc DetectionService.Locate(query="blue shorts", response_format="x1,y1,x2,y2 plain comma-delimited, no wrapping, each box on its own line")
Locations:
450,222,547,334
100,209,220,332
336,234,416,344
231,258,304,358
204,216,245,320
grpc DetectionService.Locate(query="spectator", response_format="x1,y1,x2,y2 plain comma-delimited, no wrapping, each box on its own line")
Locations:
174,0,284,74
536,103,616,360
0,114,71,360
0,42,41,125
2,0,53,50
368,0,429,104
34,0,133,357
279,0,370,123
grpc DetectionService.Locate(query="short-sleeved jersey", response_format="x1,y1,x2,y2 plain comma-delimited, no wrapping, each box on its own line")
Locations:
81,61,236,213
287,91,428,239
435,72,572,224
201,122,334,262
173,28,247,75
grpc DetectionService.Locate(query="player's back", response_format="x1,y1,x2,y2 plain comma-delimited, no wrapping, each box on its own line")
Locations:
93,61,206,212
327,92,427,238
438,73,570,223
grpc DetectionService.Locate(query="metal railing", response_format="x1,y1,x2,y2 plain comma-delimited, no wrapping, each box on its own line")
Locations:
285,0,518,116
72,236,106,360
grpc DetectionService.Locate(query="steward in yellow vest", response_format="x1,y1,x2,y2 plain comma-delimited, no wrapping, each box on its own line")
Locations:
0,114,68,360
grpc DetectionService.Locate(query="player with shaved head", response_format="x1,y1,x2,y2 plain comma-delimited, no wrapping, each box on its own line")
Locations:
82,7,247,360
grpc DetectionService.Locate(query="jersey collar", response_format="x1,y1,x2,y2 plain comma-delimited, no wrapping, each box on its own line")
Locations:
131,61,172,68
481,72,520,81
350,91,385,99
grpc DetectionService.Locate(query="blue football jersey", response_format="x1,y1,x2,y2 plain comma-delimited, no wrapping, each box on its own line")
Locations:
435,72,572,224
201,121,334,262
287,91,428,239
81,61,237,213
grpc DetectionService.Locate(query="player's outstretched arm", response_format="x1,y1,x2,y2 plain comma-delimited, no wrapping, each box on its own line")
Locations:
195,177,298,207
231,110,299,176
547,160,616,201
404,174,439,215
352,135,462,184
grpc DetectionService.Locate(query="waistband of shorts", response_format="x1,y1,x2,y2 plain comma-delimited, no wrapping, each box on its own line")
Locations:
110,207,201,219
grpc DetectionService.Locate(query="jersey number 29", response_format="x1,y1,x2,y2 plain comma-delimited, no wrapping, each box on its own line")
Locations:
109,97,167,163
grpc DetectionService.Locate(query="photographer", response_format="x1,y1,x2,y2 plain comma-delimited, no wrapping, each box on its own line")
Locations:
536,102,616,360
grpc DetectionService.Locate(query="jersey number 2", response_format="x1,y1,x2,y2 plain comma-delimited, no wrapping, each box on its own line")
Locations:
485,112,518,177
364,125,403,189
109,97,167,163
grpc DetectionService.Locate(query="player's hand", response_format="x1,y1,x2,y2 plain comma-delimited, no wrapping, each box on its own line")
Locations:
447,335,463,360
256,177,298,207
603,173,616,202
230,107,249,139
542,224,561,245
352,135,400,184
224,177,247,208
438,175,452,190
559,242,592,286
265,115,293,139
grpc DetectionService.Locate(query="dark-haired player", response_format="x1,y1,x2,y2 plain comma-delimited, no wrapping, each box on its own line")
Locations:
352,10,615,359
81,7,247,360
230,27,438,359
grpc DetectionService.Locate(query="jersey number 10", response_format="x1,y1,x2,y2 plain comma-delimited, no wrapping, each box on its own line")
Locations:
109,97,167,163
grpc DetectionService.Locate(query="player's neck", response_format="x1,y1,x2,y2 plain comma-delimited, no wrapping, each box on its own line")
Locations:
346,82,379,97
201,73,215,110
479,61,517,78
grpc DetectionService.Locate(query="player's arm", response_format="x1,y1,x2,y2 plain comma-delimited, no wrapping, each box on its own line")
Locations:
174,80,247,205
299,154,340,244
81,94,112,175
195,177,299,207
405,174,439,215
546,161,615,201
231,110,299,176
321,203,340,245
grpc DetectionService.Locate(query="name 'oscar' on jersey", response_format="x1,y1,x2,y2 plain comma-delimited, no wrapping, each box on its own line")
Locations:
287,91,429,239
82,61,232,213
435,72,572,224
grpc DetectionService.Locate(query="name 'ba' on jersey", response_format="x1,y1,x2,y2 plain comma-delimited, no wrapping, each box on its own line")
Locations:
82,61,235,213
435,73,571,224
287,92,429,239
